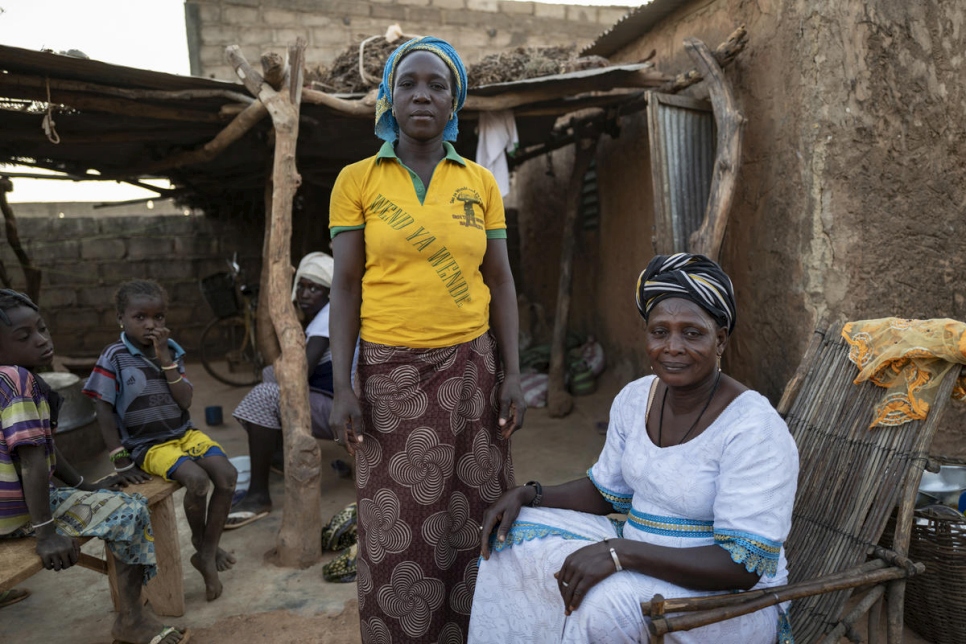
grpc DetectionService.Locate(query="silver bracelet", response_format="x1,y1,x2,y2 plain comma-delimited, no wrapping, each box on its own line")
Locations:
115,462,136,473
609,546,623,572
73,476,84,488
31,517,55,530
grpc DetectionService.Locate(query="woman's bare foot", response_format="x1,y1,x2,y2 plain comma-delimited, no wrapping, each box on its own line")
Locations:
111,613,186,644
191,552,223,601
192,536,236,571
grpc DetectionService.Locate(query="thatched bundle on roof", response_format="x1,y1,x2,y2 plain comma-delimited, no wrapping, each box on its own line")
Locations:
307,36,400,93
306,35,610,94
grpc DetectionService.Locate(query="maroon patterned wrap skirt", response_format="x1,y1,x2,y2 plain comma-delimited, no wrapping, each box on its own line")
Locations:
354,332,514,644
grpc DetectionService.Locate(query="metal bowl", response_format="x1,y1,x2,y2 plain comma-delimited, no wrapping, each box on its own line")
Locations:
940,465,966,489
918,467,966,508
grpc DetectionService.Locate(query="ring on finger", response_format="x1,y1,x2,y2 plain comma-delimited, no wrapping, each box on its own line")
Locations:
561,581,569,587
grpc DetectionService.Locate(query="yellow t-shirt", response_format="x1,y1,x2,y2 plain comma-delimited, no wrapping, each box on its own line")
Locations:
330,141,507,348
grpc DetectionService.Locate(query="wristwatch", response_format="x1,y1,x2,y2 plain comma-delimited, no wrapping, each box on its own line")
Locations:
525,480,543,507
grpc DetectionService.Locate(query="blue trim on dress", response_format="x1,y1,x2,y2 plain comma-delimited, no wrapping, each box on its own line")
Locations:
587,467,632,513
778,605,795,643
626,509,713,538
714,528,782,577
489,521,595,553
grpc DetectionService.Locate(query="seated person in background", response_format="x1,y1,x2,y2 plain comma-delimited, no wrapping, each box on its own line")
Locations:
0,289,187,644
84,279,237,602
469,254,800,644
227,252,350,530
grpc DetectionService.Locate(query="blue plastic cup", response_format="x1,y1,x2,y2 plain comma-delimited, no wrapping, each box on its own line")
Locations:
205,405,223,426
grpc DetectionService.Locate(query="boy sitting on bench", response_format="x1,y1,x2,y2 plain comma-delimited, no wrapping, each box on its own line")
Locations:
0,289,187,644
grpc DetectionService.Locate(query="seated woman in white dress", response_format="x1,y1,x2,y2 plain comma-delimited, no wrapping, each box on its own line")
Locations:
469,253,799,644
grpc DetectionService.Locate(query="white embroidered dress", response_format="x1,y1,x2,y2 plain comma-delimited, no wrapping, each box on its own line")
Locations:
468,376,799,643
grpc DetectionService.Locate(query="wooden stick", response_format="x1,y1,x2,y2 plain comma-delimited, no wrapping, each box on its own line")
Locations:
300,87,377,116
261,52,287,91
0,178,41,303
546,132,599,417
0,72,254,104
642,559,887,615
648,563,922,637
658,25,748,95
0,81,223,123
229,39,322,568
126,100,268,176
685,37,745,261
464,69,670,112
297,69,669,118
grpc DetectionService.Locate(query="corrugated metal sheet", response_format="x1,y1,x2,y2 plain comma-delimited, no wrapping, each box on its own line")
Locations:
647,93,714,253
582,0,694,58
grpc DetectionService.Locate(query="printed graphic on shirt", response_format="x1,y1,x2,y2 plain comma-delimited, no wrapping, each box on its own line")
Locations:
368,193,473,308
450,188,484,230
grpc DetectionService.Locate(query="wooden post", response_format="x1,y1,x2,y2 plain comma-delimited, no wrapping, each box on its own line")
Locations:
546,134,599,417
684,37,746,262
0,178,41,303
257,153,281,365
227,39,322,568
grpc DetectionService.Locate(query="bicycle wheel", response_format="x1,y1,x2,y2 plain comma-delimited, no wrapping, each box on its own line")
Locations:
199,316,262,386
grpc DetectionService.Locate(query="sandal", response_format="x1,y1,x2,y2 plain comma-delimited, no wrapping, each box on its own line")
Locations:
224,510,269,530
113,625,190,644
321,502,357,551
322,543,357,583
0,588,29,609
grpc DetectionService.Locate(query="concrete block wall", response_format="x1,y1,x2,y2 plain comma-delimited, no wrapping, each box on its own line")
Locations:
0,202,263,358
186,0,630,80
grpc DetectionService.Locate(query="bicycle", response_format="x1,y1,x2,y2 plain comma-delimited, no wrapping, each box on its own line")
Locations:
199,254,263,386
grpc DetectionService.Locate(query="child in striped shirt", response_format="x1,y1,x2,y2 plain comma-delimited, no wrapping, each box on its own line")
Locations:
84,279,236,602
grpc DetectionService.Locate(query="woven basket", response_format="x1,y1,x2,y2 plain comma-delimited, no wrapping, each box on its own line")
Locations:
883,454,966,644
200,272,240,319
901,506,966,644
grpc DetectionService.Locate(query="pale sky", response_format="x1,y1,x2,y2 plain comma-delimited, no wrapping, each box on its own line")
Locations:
0,0,644,203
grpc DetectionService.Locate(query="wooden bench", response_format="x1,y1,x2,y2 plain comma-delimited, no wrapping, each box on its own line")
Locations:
0,476,185,617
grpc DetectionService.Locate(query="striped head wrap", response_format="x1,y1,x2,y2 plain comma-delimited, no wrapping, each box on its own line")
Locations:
635,253,737,334
374,36,467,143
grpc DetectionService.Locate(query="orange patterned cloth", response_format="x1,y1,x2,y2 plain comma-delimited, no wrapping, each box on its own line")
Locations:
842,318,966,428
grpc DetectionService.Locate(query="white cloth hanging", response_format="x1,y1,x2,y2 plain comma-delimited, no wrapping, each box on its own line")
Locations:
476,110,519,197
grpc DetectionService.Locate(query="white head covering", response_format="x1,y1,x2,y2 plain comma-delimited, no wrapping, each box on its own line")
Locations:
291,252,334,301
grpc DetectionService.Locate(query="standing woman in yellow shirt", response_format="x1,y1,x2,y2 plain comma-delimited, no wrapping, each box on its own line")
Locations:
328,37,526,642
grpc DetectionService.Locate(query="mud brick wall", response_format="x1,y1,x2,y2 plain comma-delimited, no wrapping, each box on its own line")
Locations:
185,0,631,80
0,203,263,358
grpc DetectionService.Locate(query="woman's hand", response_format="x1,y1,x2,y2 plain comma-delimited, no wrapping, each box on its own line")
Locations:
497,373,526,439
330,387,364,456
480,485,535,559
554,540,622,615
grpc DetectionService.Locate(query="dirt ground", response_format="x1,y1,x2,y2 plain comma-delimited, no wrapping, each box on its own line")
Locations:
191,601,362,644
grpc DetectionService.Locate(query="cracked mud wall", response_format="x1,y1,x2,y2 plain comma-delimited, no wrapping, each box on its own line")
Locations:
515,0,966,448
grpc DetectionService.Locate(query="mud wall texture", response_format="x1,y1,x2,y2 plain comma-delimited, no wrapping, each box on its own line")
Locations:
185,0,630,80
515,0,966,450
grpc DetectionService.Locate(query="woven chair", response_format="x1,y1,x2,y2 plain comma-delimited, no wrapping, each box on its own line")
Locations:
642,319,962,643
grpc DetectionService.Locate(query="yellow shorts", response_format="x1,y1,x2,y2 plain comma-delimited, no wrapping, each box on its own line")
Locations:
140,429,226,480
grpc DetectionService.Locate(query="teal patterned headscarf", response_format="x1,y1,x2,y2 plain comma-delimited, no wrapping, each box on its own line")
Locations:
374,36,467,143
